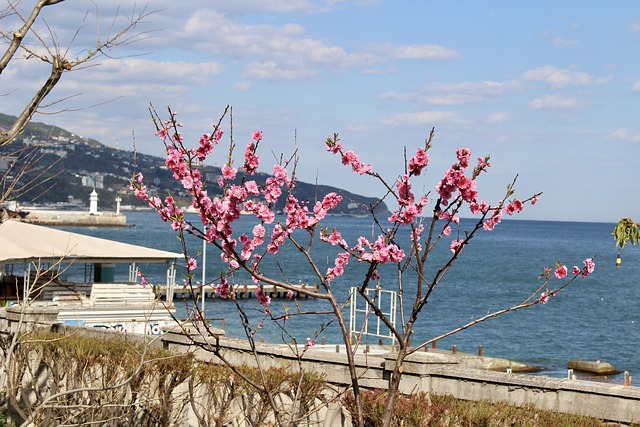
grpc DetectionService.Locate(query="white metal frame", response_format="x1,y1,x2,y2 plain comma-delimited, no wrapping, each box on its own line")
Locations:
349,286,397,347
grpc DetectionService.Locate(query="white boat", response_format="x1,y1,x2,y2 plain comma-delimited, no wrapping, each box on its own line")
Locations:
0,220,181,335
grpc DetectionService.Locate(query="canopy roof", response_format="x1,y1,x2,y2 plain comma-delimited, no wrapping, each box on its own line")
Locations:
0,220,181,264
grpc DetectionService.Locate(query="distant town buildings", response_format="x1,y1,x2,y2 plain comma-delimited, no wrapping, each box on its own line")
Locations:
81,174,104,189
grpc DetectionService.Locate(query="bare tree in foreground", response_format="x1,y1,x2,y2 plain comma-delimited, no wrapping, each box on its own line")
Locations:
0,0,153,148
0,2,171,425
132,107,597,427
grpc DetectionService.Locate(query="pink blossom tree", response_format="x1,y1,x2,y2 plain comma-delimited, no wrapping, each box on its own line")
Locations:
131,108,595,427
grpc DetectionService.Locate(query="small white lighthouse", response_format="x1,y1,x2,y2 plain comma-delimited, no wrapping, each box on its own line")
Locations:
89,189,99,215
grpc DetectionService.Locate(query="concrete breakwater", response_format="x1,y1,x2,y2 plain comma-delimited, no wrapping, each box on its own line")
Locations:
20,210,127,226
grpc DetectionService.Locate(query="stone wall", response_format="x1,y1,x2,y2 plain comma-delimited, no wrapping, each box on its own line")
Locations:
2,308,640,425
162,328,640,424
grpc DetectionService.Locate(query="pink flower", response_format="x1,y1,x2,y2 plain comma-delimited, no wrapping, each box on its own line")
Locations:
328,231,344,246
196,133,215,161
370,236,405,263
187,258,197,271
443,225,451,236
470,200,489,215
255,286,271,306
438,211,459,224
252,130,263,142
396,175,414,206
326,252,351,282
554,265,568,279
456,147,471,168
215,276,231,299
243,143,260,175
306,337,316,347
222,164,237,180
476,156,490,169
244,180,260,195
263,178,282,203
272,164,288,184
321,192,342,210
482,209,502,231
408,147,429,176
341,150,372,175
539,292,549,304
582,258,595,277
504,199,524,216
326,137,343,154
450,239,463,254
573,266,581,275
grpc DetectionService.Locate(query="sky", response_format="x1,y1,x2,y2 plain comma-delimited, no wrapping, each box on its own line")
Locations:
2,0,640,223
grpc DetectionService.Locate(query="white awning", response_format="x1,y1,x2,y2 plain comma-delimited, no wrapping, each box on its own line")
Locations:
0,220,181,264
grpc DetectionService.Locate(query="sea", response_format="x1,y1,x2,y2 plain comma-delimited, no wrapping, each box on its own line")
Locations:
58,211,639,382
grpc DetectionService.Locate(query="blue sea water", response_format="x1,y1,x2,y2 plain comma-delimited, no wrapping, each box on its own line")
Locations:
60,212,640,381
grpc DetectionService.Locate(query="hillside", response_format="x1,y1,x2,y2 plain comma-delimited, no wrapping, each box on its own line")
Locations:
0,113,389,217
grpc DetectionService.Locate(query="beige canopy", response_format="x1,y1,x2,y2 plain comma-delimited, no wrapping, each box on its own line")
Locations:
0,220,181,264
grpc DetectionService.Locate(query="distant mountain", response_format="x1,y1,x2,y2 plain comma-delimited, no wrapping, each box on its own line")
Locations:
0,113,389,217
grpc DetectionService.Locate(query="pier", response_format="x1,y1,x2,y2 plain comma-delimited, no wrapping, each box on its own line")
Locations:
161,283,320,300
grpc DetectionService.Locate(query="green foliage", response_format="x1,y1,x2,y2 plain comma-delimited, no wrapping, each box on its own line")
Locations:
0,412,11,427
612,218,640,248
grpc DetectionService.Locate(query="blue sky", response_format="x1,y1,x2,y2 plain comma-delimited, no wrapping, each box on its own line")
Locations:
2,1,640,223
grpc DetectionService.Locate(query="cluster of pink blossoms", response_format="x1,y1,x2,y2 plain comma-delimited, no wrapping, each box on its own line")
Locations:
215,276,231,299
539,258,595,303
341,150,372,175
133,173,187,231
325,234,406,283
389,175,429,225
387,147,430,225
436,148,479,206
550,258,595,281
433,147,539,235
408,147,429,176
133,120,360,305
138,119,564,316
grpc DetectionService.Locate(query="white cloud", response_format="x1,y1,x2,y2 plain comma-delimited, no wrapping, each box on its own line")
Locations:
234,81,253,91
632,81,640,92
381,111,455,126
530,95,579,109
242,61,318,80
103,59,223,82
611,128,640,142
632,18,640,33
374,43,460,60
425,80,521,96
522,66,608,89
553,36,578,48
179,9,377,78
382,80,522,106
487,112,509,123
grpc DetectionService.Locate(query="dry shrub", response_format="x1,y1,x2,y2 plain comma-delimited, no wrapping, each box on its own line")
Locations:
343,389,628,427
